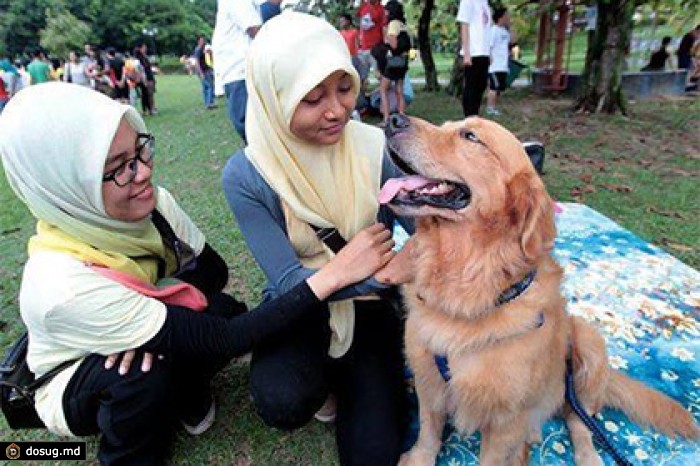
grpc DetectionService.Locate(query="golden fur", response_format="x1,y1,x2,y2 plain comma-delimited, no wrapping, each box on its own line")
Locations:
387,116,699,466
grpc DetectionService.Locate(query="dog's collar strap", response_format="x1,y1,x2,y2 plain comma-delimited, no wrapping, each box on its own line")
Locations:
434,355,451,382
496,269,536,306
432,270,537,384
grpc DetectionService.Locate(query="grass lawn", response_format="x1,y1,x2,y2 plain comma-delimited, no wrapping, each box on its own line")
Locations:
0,74,698,465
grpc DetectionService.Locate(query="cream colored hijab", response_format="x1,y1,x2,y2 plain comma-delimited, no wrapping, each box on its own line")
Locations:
245,12,385,357
0,82,169,283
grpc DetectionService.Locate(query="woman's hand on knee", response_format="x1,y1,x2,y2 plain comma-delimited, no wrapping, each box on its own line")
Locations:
104,350,160,375
307,223,394,300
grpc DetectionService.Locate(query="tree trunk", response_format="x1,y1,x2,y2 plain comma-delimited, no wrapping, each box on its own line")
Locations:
447,51,464,97
417,0,439,91
574,0,635,114
444,0,462,96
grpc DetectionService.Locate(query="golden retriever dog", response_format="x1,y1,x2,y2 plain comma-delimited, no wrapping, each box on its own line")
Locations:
378,115,699,465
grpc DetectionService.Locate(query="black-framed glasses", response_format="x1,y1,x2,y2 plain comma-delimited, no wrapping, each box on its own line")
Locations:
102,133,155,187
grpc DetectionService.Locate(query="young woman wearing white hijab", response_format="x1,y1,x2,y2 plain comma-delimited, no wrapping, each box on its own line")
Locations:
0,82,394,465
222,12,415,465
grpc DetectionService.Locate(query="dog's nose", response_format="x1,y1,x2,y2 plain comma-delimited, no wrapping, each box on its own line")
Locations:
385,113,411,137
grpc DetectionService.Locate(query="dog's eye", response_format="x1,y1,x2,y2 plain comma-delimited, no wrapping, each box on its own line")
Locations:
459,129,480,143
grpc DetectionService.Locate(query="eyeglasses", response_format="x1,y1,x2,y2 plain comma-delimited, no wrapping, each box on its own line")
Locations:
102,133,155,187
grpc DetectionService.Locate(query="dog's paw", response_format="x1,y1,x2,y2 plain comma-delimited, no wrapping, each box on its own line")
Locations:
398,446,438,466
527,429,542,444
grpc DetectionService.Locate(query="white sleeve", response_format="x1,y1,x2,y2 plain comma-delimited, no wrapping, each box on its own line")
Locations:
231,0,262,31
218,0,236,22
44,274,167,355
456,0,473,24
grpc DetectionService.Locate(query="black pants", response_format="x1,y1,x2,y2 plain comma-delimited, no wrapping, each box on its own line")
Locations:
462,56,490,117
137,82,153,114
249,300,406,466
63,305,236,466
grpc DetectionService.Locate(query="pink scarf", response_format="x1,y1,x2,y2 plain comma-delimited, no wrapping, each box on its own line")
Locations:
90,265,208,311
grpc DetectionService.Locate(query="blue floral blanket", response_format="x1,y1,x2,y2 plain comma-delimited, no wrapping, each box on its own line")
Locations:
401,203,700,465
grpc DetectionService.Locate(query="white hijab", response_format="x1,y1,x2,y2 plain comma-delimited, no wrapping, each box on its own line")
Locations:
0,83,169,282
244,12,385,357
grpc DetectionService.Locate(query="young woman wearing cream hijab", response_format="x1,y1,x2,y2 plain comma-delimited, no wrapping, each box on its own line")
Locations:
223,12,414,465
0,82,393,465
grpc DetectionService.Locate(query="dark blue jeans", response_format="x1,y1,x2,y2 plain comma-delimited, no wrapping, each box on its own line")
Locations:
201,70,215,108
224,80,247,143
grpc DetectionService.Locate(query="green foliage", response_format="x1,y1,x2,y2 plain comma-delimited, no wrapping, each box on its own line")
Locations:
307,0,350,25
39,7,92,59
190,0,217,27
634,0,700,32
405,0,460,53
140,0,212,54
0,0,52,57
0,0,214,59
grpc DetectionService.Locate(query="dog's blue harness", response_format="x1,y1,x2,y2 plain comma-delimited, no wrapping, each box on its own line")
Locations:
494,270,537,306
435,269,539,382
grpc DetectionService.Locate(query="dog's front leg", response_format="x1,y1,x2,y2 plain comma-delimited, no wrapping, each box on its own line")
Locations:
480,414,530,466
399,314,447,466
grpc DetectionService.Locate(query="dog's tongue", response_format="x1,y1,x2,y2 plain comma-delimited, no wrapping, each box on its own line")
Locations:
378,176,434,204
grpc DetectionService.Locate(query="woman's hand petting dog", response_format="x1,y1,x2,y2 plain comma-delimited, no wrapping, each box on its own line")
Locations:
375,237,416,285
334,223,396,287
310,223,395,299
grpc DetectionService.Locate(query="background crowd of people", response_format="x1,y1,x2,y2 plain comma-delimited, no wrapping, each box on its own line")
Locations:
639,24,700,91
2,3,699,120
0,42,158,116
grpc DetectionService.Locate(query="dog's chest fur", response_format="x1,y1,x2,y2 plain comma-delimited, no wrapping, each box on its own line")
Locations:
404,220,571,430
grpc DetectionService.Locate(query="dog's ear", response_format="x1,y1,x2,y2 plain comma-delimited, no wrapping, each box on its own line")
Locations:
507,172,556,260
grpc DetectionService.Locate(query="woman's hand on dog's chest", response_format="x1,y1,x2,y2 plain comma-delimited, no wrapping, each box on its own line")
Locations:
375,238,416,285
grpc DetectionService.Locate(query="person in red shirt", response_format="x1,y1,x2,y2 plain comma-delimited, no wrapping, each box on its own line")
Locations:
339,13,368,91
339,14,360,57
356,0,386,86
0,75,9,114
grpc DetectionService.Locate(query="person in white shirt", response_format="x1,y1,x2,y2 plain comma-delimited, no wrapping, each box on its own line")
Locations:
457,0,492,116
212,0,263,143
18,62,32,89
63,51,92,87
486,7,511,116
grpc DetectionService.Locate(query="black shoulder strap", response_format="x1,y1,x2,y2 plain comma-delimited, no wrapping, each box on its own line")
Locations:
309,224,347,254
0,333,78,394
151,210,177,245
309,223,402,304
150,209,198,278
26,359,78,392
149,210,173,279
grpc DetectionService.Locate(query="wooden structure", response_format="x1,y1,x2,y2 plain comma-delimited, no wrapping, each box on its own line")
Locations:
534,0,580,91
